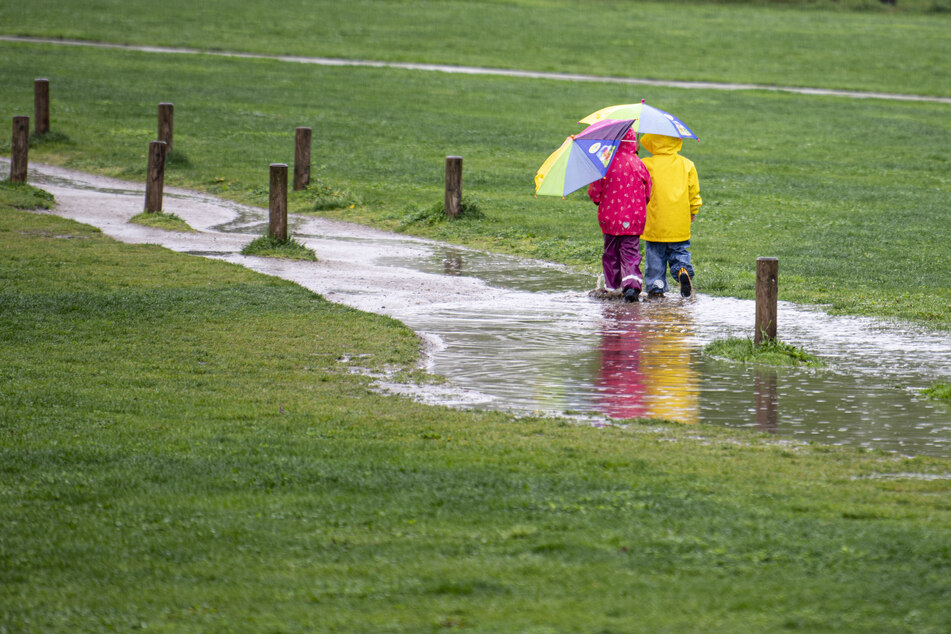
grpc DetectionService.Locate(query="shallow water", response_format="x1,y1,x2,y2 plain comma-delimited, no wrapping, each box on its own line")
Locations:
23,162,951,458
373,245,951,457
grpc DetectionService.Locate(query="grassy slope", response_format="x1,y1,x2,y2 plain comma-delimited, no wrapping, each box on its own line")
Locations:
3,199,951,632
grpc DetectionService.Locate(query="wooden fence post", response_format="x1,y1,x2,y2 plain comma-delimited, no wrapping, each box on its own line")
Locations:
157,103,174,152
10,116,29,183
293,127,311,191
269,163,288,242
755,257,778,344
145,140,167,212
34,79,50,135
445,156,462,218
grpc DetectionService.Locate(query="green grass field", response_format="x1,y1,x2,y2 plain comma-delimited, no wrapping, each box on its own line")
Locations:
2,2,951,630
0,37,948,326
2,0,951,96
3,193,951,632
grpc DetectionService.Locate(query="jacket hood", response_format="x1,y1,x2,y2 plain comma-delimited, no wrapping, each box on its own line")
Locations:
615,127,639,156
640,133,682,156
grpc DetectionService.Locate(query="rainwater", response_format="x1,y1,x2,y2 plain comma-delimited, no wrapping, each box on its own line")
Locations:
26,163,951,458
370,245,951,458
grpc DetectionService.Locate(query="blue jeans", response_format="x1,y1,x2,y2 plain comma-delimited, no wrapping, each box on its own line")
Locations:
645,240,693,294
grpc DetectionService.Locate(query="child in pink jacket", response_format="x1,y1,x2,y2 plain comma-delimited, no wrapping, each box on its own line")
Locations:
587,128,653,302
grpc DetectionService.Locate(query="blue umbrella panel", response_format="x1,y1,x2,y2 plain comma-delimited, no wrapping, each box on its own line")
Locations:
535,118,636,197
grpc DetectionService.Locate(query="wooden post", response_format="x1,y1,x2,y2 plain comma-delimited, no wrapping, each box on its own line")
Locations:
755,257,778,344
269,163,288,242
293,127,311,191
10,116,29,183
34,79,50,135
445,156,462,218
157,102,174,152
145,141,167,213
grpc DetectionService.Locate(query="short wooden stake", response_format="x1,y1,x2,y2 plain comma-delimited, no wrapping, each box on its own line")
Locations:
145,140,167,213
34,79,50,135
269,163,288,242
755,257,778,344
293,127,311,191
10,116,30,183
445,156,463,218
157,102,174,152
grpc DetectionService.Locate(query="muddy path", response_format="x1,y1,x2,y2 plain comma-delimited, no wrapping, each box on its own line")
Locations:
10,161,951,457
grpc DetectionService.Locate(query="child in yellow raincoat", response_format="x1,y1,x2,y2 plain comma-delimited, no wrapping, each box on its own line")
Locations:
640,133,702,298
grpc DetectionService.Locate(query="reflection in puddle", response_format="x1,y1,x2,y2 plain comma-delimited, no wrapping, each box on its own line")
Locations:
184,250,236,257
596,303,699,424
377,247,596,293
754,369,779,433
443,250,464,276
367,246,951,458
22,161,951,458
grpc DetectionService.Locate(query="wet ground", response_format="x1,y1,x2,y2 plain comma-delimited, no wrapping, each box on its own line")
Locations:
15,162,951,458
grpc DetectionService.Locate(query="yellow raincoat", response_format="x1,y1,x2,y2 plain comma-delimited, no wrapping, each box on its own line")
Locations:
640,134,702,243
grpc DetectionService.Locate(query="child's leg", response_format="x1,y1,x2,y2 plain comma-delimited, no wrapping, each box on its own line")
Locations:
667,240,694,279
602,234,623,291
644,241,669,294
618,235,643,292
667,240,694,297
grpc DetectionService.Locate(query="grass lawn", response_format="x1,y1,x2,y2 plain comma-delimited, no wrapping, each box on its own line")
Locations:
0,40,948,327
2,0,950,97
1,2,951,629
3,194,951,632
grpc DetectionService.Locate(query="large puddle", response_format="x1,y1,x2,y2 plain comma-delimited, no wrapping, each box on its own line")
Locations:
22,162,951,458
372,246,951,458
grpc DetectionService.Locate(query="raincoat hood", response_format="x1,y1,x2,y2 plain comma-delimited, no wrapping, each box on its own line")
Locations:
640,133,682,156
615,128,639,156
640,133,701,243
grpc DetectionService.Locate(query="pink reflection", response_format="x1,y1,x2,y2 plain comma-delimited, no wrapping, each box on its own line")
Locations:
597,304,649,419
596,302,699,424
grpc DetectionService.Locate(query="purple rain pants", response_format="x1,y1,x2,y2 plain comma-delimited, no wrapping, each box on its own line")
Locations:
602,234,643,293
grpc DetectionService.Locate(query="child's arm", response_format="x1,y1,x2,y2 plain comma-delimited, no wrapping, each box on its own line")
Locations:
587,180,603,205
687,164,702,216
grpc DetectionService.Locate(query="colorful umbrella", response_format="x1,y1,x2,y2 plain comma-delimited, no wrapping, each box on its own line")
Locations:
534,118,637,197
579,101,698,141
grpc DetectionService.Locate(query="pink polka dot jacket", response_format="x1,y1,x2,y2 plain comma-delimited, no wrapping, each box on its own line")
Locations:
587,129,653,236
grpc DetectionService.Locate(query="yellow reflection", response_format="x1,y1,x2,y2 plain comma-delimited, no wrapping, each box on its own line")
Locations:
597,302,699,424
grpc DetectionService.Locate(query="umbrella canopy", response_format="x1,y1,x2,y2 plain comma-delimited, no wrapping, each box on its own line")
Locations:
580,101,698,141
534,118,636,197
